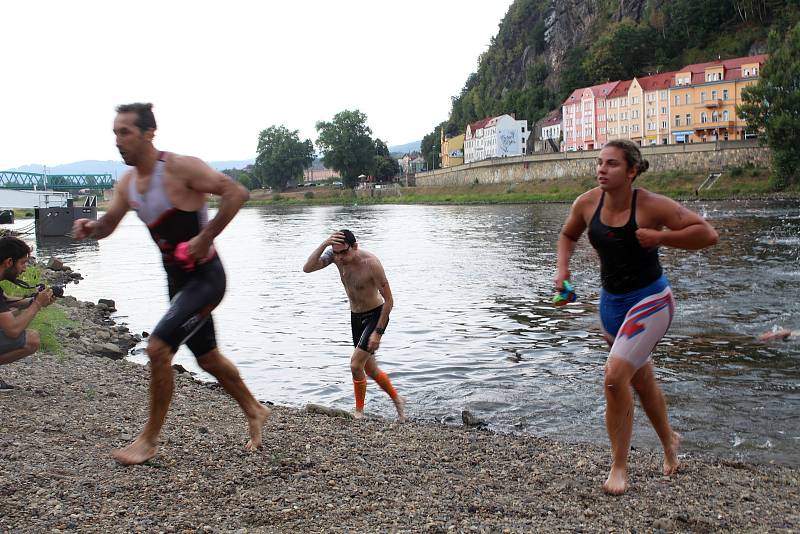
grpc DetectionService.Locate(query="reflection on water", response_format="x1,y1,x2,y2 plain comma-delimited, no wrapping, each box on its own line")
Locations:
16,199,800,465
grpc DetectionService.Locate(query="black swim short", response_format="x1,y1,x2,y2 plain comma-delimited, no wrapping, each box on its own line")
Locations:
151,255,226,357
351,304,386,353
0,330,26,355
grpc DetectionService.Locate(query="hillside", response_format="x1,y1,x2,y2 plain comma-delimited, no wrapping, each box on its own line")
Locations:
420,0,800,163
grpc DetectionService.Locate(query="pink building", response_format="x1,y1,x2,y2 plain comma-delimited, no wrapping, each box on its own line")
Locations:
561,81,619,151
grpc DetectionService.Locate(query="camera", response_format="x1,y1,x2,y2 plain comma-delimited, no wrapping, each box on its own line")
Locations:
35,283,65,298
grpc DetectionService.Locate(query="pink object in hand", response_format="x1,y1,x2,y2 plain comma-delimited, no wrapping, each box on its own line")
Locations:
174,241,195,271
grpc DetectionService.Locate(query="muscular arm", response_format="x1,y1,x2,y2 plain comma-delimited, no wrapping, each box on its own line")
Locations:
555,193,590,288
73,174,131,239
637,196,718,250
175,156,249,244
372,260,393,329
303,233,345,273
0,291,52,338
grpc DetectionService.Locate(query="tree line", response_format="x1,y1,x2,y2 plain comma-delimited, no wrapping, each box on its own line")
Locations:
223,110,400,192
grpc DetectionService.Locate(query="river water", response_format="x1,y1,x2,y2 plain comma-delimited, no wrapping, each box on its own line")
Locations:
22,199,800,465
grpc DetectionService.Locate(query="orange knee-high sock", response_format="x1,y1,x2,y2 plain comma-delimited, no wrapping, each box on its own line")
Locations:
353,378,367,411
373,371,399,401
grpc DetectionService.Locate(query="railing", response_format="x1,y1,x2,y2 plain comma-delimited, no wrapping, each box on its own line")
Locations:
0,171,115,190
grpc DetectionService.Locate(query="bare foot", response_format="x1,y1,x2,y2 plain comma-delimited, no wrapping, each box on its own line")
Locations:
353,410,365,420
112,436,158,465
394,396,407,422
664,431,682,475
244,404,272,451
603,465,628,495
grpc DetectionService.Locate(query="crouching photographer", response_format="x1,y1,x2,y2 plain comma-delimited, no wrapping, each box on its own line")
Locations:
0,237,55,391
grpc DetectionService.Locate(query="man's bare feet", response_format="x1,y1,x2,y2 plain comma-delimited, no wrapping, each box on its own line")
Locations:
394,396,407,422
244,404,272,451
603,465,628,495
664,431,681,475
353,409,365,420
112,436,158,466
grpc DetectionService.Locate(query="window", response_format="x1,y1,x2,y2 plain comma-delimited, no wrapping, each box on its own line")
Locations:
660,90,667,100
675,115,681,127
674,95,680,106
711,90,717,100
662,121,668,129
722,110,729,121
632,110,639,119
712,111,719,122
600,127,606,134
661,106,667,114
723,89,729,100
632,124,639,132
700,92,706,103
701,112,708,123
685,94,691,105
685,114,692,125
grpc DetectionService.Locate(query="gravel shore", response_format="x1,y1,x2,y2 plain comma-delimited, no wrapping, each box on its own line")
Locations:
1,296,798,533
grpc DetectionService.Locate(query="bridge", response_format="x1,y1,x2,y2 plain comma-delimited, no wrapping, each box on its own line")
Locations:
0,171,115,190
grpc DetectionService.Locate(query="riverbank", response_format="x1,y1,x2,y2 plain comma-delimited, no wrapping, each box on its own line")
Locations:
237,168,800,207
1,292,798,531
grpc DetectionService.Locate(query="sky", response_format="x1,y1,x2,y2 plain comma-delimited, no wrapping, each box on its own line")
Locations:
0,0,514,170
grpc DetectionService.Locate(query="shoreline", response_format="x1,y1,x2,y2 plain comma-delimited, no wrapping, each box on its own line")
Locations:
1,282,798,531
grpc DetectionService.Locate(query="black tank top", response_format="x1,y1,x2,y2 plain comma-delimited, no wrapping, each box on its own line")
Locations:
587,189,662,294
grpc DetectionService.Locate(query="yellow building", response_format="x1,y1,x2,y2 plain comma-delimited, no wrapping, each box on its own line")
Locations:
639,72,675,146
440,132,465,167
669,54,767,143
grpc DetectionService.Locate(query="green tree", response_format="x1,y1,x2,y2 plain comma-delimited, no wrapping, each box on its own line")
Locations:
254,126,315,191
421,123,443,171
315,110,374,188
372,138,400,180
738,22,800,189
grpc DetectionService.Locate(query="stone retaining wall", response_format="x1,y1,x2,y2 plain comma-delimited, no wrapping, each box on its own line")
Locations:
415,140,770,186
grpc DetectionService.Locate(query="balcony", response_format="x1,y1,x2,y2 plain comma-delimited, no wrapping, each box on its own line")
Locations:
703,99,723,108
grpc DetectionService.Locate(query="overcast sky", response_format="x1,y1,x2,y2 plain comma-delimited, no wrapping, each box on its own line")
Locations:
0,0,514,169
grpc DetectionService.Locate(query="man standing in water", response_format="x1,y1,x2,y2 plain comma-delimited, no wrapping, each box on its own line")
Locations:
73,103,270,465
554,140,718,495
303,230,406,421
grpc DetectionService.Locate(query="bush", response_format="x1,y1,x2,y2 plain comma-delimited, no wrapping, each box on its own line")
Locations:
728,166,744,177
304,191,314,199
272,194,283,201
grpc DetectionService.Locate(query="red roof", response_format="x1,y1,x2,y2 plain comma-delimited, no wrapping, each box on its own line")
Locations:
542,109,561,126
607,79,632,98
589,81,620,98
638,71,677,91
562,81,620,106
679,54,767,74
467,116,493,133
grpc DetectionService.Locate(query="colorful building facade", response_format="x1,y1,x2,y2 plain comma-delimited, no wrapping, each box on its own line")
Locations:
560,54,767,149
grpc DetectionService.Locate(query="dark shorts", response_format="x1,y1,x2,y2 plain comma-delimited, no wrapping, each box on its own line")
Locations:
152,256,226,358
351,305,385,353
0,330,26,355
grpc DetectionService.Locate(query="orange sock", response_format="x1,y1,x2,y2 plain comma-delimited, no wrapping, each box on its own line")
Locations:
373,371,399,401
353,378,367,411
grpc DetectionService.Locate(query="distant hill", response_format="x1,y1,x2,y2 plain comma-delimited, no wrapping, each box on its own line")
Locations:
388,141,421,154
7,159,255,178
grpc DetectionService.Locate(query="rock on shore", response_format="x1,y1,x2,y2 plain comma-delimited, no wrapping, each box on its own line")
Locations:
0,294,798,532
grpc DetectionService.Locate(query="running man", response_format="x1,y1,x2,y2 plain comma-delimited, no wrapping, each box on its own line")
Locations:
303,230,406,421
73,103,270,465
554,139,718,495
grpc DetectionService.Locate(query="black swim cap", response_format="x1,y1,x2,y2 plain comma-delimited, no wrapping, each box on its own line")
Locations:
340,229,357,245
